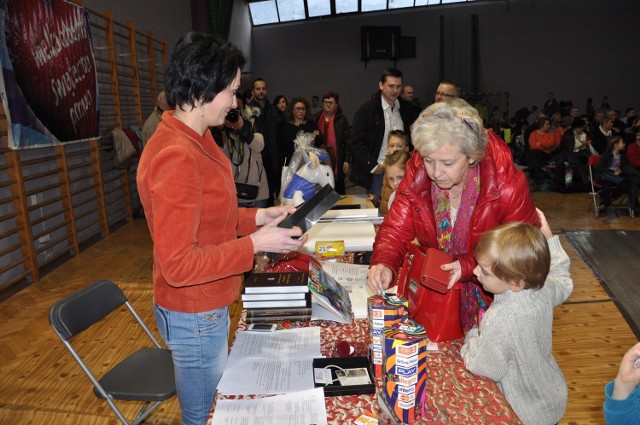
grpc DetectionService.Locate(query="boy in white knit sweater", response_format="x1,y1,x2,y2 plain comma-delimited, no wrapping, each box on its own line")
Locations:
460,209,573,425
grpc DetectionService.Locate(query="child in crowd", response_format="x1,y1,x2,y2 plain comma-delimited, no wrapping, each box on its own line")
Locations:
379,130,409,215
382,150,410,213
603,341,640,425
460,209,573,425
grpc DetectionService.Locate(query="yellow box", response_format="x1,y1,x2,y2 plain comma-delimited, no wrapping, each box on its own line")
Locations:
315,240,345,257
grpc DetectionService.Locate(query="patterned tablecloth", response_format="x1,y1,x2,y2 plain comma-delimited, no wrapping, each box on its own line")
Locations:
208,312,522,425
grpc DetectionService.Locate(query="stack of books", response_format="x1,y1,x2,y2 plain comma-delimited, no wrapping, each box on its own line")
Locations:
242,271,312,323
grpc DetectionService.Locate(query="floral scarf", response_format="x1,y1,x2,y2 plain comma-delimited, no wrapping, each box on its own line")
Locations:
431,164,485,332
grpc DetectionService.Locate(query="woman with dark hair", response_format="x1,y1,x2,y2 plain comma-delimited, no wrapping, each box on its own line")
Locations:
314,91,350,194
137,32,305,425
273,94,288,124
367,98,538,335
277,96,324,168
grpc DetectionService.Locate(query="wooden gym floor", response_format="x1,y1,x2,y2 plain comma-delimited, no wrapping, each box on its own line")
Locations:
0,191,637,424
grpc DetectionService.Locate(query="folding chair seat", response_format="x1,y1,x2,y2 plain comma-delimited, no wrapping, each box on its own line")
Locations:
587,154,633,218
49,279,176,425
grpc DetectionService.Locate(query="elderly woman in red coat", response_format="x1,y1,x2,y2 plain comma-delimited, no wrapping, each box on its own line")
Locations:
367,98,539,333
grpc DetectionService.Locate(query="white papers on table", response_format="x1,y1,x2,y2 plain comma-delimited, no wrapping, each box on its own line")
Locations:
217,358,314,395
217,328,321,395
302,222,376,253
227,327,321,365
210,387,328,425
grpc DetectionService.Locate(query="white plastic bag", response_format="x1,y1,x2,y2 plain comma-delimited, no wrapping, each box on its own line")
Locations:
279,131,334,206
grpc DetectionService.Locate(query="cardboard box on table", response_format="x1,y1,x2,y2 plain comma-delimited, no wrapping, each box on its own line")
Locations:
367,295,408,378
381,326,429,425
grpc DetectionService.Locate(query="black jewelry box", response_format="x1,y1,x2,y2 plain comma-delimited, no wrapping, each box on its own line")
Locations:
312,356,375,396
278,184,341,234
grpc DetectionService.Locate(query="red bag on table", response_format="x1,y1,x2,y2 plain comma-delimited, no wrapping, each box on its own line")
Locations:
395,244,463,342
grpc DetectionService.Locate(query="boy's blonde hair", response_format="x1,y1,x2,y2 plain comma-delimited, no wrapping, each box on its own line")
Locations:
475,222,550,290
384,150,410,169
387,129,408,146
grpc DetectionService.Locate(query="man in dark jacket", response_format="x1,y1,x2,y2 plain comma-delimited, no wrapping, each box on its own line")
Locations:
249,78,280,205
350,68,416,195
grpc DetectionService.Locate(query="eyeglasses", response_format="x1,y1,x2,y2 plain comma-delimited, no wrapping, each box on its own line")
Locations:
294,107,306,111
323,100,336,105
435,91,455,98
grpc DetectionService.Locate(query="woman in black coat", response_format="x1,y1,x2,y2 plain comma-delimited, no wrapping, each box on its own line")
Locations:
314,91,351,194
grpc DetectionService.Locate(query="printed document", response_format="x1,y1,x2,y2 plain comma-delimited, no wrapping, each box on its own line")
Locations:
217,327,321,395
211,387,327,425
227,327,321,365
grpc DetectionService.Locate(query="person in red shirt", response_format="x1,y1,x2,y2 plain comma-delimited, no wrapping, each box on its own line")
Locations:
527,117,559,186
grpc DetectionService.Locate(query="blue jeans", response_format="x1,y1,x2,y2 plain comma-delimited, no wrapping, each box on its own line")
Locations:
154,304,229,425
370,173,384,196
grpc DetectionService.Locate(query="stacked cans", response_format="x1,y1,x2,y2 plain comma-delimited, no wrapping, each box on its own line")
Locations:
368,294,408,378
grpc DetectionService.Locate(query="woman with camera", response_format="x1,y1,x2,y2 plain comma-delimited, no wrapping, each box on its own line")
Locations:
137,33,306,425
215,93,269,207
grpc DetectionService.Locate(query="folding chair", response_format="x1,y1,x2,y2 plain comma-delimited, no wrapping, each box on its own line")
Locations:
587,154,633,218
49,280,176,425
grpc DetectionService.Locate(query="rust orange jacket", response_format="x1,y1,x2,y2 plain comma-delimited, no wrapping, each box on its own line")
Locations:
529,130,557,154
137,111,258,313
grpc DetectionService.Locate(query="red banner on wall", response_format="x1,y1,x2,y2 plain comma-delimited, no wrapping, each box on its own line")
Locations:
0,0,99,148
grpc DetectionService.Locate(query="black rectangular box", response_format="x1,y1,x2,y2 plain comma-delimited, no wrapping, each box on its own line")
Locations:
278,184,341,234
312,356,375,396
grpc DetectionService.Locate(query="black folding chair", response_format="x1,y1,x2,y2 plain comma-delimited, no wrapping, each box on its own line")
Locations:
49,279,176,425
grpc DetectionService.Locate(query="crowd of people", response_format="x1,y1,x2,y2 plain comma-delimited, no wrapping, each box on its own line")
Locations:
493,93,640,217
136,33,638,425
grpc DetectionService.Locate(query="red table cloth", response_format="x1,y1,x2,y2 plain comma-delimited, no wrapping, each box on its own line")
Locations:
208,312,521,425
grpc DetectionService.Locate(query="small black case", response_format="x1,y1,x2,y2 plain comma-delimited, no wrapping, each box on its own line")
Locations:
312,356,375,396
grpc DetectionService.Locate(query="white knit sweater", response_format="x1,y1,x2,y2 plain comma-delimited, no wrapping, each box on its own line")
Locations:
460,236,573,425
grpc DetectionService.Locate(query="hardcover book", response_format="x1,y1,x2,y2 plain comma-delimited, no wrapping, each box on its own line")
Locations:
243,271,309,294
241,292,307,302
246,292,313,318
242,298,309,309
246,314,312,324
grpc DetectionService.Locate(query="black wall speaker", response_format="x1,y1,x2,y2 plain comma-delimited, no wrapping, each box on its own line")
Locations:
399,36,416,59
361,26,401,61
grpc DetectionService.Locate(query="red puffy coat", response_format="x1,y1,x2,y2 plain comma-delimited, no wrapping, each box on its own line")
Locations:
371,131,539,283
